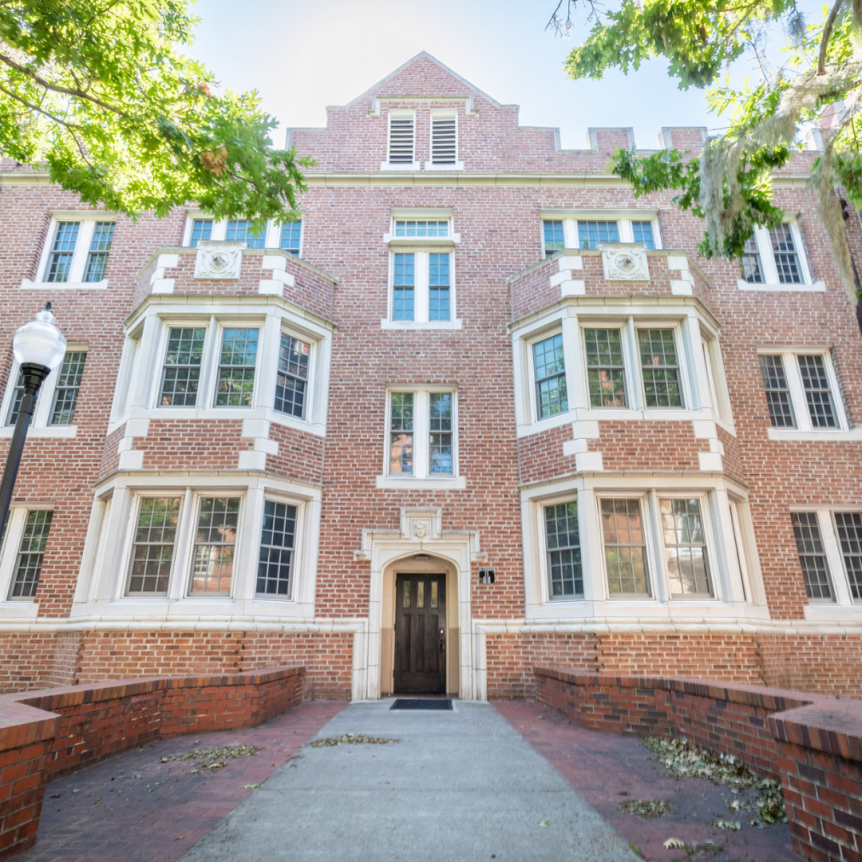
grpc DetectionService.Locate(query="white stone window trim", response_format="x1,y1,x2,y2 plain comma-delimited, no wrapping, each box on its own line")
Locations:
181,212,302,253
382,110,419,172
22,213,115,290
383,211,461,246
521,474,764,624
71,473,320,622
424,110,464,172
796,507,862,619
737,220,822,292
0,504,53,617
540,211,663,255
700,326,735,431
108,298,332,438
0,343,88,439
758,347,857,441
378,386,464,490
382,246,462,330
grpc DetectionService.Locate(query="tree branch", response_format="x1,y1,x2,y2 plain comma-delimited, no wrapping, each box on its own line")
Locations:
818,0,844,75
0,82,86,130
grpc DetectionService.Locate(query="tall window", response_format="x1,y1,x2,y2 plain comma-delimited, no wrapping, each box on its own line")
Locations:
739,223,809,286
393,253,415,321
544,221,565,257
639,329,683,408
8,511,53,600
834,513,862,600
190,497,239,594
533,334,568,419
160,328,206,407
791,512,833,600
215,328,258,407
631,222,655,249
280,221,302,255
545,502,583,598
428,253,450,321
601,499,650,595
189,219,213,245
257,500,297,596
84,222,115,282
127,498,180,595
49,351,87,425
429,392,453,475
660,498,712,596
274,334,310,418
741,236,764,283
226,219,266,248
759,354,795,428
389,393,414,475
769,225,802,284
584,328,627,408
798,355,838,428
578,220,619,249
45,222,80,283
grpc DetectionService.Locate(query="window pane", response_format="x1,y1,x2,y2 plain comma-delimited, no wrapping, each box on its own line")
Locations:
191,497,240,594
577,220,619,250
545,502,582,597
160,328,206,407
394,220,449,238
49,351,87,425
791,512,833,600
393,253,415,321
275,334,311,418
257,500,297,596
226,219,266,248
403,580,412,607
431,581,438,608
429,392,453,475
417,580,425,608
631,221,655,249
601,499,650,595
190,219,213,245
798,355,838,428
660,498,712,596
5,369,35,427
740,235,765,283
429,253,450,321
390,392,414,474
46,222,79,282
834,512,862,600
584,328,627,408
279,221,302,255
83,222,115,282
769,225,802,284
639,329,683,408
9,511,53,599
533,334,568,419
215,329,259,407
127,497,180,594
543,221,565,256
758,355,795,428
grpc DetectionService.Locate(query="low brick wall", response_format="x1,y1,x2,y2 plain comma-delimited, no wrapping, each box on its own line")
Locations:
535,666,862,862
0,665,305,861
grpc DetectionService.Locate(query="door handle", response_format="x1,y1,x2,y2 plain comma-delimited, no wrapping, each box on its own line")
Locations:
440,628,445,653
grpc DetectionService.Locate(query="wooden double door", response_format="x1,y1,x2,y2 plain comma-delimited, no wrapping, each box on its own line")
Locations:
394,574,446,694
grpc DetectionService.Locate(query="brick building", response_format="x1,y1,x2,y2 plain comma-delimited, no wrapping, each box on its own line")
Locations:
1,52,862,701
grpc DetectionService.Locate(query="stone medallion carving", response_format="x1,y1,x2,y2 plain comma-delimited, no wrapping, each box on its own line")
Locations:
601,244,650,281
195,242,243,280
413,521,429,539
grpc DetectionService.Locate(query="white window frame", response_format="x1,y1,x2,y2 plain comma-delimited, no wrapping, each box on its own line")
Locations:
528,327,570,425
0,505,54,614
737,220,820,291
378,386,463,489
701,328,734,428
540,212,663,256
23,213,116,290
758,348,854,440
182,492,246,598
255,493,304,601
595,491,656,600
182,213,300,251
383,248,460,330
383,110,418,171
0,344,88,439
425,110,463,171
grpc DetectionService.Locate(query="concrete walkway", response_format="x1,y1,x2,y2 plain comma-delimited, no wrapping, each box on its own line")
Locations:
180,699,640,862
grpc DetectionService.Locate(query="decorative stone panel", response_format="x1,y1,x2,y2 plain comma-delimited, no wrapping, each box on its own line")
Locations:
194,241,243,280
601,244,650,281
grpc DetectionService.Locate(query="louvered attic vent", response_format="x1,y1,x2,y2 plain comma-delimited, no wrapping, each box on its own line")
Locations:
389,117,415,164
431,117,457,165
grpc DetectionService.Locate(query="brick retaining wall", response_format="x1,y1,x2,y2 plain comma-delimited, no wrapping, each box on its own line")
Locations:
0,665,306,861
535,666,862,862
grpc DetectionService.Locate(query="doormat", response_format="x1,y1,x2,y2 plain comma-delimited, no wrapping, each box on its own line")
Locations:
390,699,453,710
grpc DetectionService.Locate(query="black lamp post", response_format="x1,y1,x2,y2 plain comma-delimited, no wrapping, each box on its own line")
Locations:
0,303,67,541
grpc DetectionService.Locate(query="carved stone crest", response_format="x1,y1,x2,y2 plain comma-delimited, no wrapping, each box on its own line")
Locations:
601,244,650,281
195,242,243,280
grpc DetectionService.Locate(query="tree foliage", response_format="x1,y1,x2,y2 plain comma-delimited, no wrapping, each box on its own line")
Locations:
550,0,862,297
0,0,309,227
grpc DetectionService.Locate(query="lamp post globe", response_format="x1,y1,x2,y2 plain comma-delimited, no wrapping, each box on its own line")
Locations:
0,303,66,543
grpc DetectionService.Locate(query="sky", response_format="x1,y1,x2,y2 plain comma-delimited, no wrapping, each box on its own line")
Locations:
186,0,777,152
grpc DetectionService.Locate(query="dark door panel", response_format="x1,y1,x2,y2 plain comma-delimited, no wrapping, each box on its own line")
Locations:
394,574,446,694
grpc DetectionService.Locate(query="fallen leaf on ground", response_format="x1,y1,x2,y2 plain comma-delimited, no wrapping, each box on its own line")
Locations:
311,734,398,747
713,820,742,831
663,838,686,849
539,819,550,827
618,799,669,818
242,784,260,789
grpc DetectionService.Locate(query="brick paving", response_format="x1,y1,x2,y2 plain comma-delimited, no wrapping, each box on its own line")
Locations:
13,701,345,862
494,701,800,862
